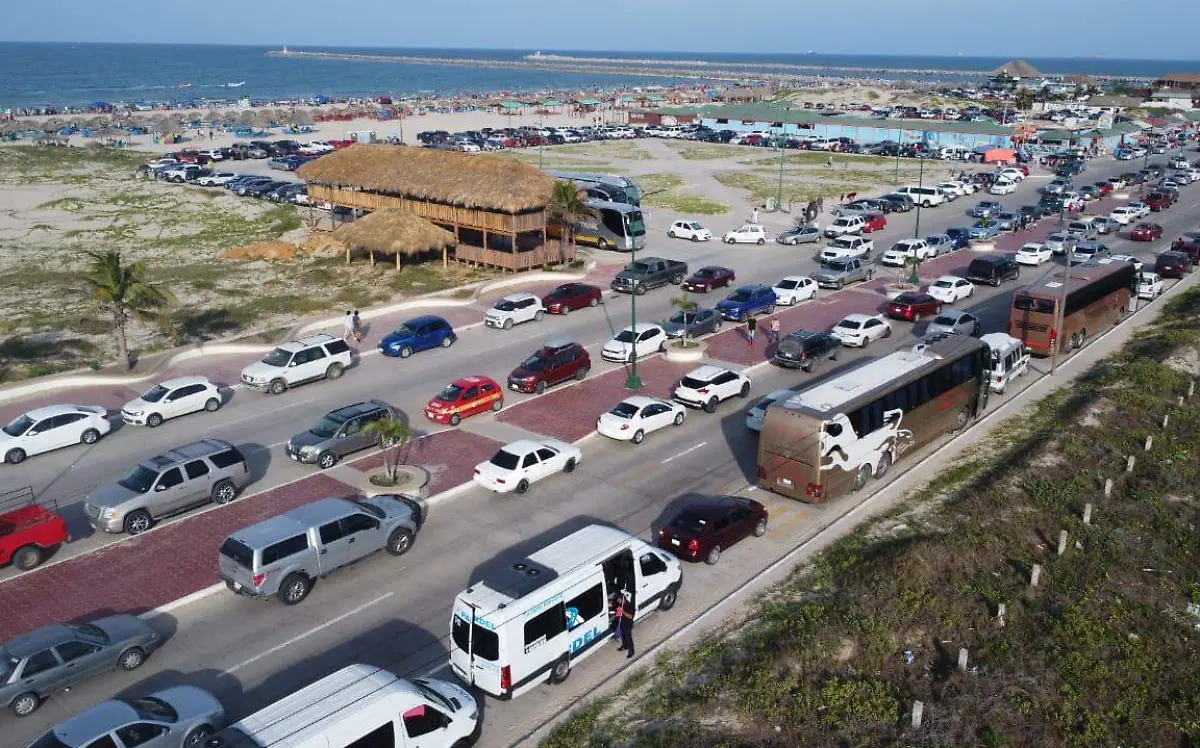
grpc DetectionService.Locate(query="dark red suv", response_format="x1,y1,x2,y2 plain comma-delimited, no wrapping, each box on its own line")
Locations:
658,495,768,565
506,339,591,394
0,489,69,571
542,283,603,315
886,292,942,322
1145,192,1172,211
1155,251,1194,279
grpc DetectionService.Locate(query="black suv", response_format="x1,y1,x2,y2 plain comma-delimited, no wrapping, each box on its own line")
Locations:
967,255,1021,287
772,330,841,371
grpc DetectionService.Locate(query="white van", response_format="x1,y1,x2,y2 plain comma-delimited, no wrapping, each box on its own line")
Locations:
981,333,1030,394
449,525,683,699
896,185,947,207
938,146,969,161
204,664,479,748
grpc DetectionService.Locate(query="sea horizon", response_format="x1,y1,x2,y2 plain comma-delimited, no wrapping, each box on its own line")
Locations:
4,41,1199,111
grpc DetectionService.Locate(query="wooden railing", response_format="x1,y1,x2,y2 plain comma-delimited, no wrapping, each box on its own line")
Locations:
307,185,546,234
453,243,575,271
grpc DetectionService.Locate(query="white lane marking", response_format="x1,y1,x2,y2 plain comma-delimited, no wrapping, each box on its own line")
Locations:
419,662,452,678
226,592,394,674
215,395,323,429
662,441,707,464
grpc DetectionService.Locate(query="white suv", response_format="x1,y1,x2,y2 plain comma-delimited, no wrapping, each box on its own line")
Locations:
672,365,752,413
823,216,866,238
880,239,933,267
240,334,353,395
484,292,546,330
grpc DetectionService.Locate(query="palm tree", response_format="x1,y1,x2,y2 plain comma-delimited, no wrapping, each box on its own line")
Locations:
363,416,415,484
83,251,175,367
669,292,699,344
546,180,597,262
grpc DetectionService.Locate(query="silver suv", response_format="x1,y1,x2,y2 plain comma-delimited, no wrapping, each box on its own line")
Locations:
240,334,353,395
218,496,420,605
84,439,250,535
285,400,396,469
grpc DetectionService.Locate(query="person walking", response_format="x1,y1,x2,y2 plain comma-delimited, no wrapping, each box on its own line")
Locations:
768,318,780,345
746,316,757,346
342,310,355,341
751,206,759,224
351,309,365,342
614,591,635,658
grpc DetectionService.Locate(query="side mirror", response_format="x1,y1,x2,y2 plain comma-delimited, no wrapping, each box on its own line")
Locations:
288,360,300,367
155,484,168,492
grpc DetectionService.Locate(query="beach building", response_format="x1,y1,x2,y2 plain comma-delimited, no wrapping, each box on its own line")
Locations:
1153,73,1200,92
637,103,1018,149
1148,90,1196,110
297,144,567,272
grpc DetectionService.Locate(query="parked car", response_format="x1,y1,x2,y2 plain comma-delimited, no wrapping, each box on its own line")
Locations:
0,493,68,571
1136,272,1165,300
722,224,768,244
29,686,225,747
1130,222,1164,242
823,215,866,238
596,396,685,444
880,239,932,267
924,233,955,255
425,376,503,426
0,615,160,716
944,227,972,248
772,330,841,371
886,292,942,322
966,255,1021,286
681,266,736,293
989,178,1017,195
0,405,110,465
994,211,1021,231
926,275,975,304
970,200,1004,218
84,439,250,535
861,212,887,233
241,334,352,394
771,275,818,305
1071,240,1110,264
831,313,892,347
775,225,822,245
812,257,874,289
1015,243,1052,266
662,308,721,340
121,375,223,427
473,438,582,494
968,222,1001,241
611,257,688,294
285,400,396,469
820,235,874,261
484,292,546,330
668,220,712,242
1154,250,1194,279
542,282,602,314
927,309,981,337
657,495,768,565
716,284,777,321
379,315,457,358
507,338,590,393
673,365,751,413
602,323,667,363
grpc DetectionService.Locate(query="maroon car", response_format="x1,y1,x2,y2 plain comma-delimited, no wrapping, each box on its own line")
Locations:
681,266,736,293
1154,251,1194,279
886,291,942,322
1145,192,1172,211
658,496,768,565
1130,222,1163,242
506,339,590,394
542,283,603,314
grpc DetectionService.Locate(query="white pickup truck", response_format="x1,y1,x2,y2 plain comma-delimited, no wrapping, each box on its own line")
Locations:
820,235,874,262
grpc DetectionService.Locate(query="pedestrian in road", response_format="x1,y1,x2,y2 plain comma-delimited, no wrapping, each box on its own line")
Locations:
342,310,355,341
351,309,365,342
614,591,635,658
751,206,759,224
746,316,757,346
768,318,780,344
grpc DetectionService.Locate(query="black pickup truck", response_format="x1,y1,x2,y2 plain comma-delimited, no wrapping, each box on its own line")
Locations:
610,257,688,295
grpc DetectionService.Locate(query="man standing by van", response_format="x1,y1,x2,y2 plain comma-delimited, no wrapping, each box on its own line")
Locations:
614,591,635,658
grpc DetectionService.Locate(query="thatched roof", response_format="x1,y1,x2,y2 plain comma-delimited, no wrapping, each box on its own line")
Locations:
334,209,457,256
298,143,555,213
992,60,1041,78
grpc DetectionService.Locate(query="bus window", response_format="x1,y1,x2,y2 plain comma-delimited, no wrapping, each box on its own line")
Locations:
1013,294,1055,314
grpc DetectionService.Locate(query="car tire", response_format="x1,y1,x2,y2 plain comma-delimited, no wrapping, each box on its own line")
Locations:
703,397,718,414
503,318,514,330
952,407,971,432
386,527,415,556
757,238,765,245
12,545,44,571
634,285,646,296
564,457,577,473
492,398,503,412
317,451,338,470
668,230,677,238
691,235,700,242
873,451,892,479
913,313,922,323
124,510,153,536
658,584,679,611
534,310,545,322
739,381,751,398
212,479,237,505
589,296,600,307
279,573,312,605
146,412,163,428
598,238,610,251
441,335,454,348
559,305,569,317
269,378,287,394
5,448,26,465
81,428,101,444
535,380,547,395
204,397,222,412
753,518,768,537
631,429,644,444
326,363,344,380
516,478,530,494
184,726,214,748
119,646,147,671
705,545,721,565
883,326,892,339
10,692,40,717
674,411,685,426
398,346,413,359
449,413,462,427
549,655,572,684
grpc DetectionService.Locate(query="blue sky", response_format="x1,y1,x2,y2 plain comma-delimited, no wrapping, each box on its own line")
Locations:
3,0,1199,58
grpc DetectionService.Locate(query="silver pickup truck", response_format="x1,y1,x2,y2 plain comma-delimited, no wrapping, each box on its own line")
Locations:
812,257,876,289
218,495,420,605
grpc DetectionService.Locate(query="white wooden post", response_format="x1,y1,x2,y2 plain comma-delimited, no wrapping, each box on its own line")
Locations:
1083,503,1093,525
1031,564,1042,587
1104,478,1113,497
1057,530,1069,556
911,701,924,728
958,648,969,671
996,603,1007,627
1162,413,1170,428
1144,436,1153,452
1127,455,1136,472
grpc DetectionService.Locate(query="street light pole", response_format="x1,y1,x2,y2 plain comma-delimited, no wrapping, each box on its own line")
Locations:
894,128,902,181
539,113,545,170
775,132,786,212
1049,237,1075,376
624,217,643,390
913,154,926,240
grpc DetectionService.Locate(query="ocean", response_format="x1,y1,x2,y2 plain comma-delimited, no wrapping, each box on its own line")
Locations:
3,42,1199,110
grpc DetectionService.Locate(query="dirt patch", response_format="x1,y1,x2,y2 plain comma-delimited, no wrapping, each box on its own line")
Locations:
218,241,300,261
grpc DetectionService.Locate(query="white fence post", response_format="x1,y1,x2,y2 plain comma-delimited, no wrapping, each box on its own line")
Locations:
1057,530,1069,556
1083,503,1093,525
1031,564,1042,587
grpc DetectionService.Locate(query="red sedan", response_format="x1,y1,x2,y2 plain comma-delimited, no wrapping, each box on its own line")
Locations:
681,266,736,293
425,376,503,426
862,212,887,233
886,292,942,322
658,496,768,565
1094,181,1113,196
1130,222,1164,242
541,283,603,315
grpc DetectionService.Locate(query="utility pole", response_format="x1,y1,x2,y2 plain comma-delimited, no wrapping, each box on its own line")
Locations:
913,154,926,239
538,112,545,170
1050,238,1075,376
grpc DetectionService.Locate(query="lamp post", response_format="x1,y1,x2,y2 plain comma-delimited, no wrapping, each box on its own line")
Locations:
624,214,643,390
1049,237,1075,376
775,130,786,212
894,128,903,181
1139,143,1150,194
913,153,926,240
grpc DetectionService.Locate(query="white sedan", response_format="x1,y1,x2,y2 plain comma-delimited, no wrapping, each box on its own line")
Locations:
668,220,712,242
723,224,768,245
1136,272,1164,300
988,179,1017,195
596,396,685,444
926,275,975,304
772,275,818,305
121,375,223,427
473,438,582,493
1109,253,1144,272
601,323,668,363
831,314,892,348
0,405,111,464
1015,243,1053,266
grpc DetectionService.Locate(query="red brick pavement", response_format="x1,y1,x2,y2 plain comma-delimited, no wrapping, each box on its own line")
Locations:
0,473,354,641
347,429,502,493
496,356,693,442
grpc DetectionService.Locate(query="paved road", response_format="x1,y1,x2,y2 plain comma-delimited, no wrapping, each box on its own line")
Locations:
3,154,1197,747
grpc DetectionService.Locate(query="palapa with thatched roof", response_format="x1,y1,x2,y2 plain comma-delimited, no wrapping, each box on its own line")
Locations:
298,143,567,272
991,60,1042,79
334,208,457,269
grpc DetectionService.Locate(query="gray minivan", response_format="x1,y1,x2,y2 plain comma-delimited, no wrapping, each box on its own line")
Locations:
218,496,420,605
84,439,250,535
285,400,396,469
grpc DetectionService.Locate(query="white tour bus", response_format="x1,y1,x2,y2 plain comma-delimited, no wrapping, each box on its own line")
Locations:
449,525,683,699
203,664,480,748
980,332,1031,394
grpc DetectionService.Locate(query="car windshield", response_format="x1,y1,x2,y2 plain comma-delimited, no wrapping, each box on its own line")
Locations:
609,402,639,419
68,623,109,646
437,384,463,402
261,348,292,367
694,269,715,278
118,465,159,494
139,385,169,403
494,300,519,311
2,414,33,437
775,279,798,290
669,312,697,325
614,329,637,344
309,414,345,438
489,449,521,471
727,290,750,302
837,319,862,330
933,279,954,288
0,650,18,681
823,259,851,271
670,511,709,532
1048,233,1065,242
127,696,179,723
933,315,957,326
